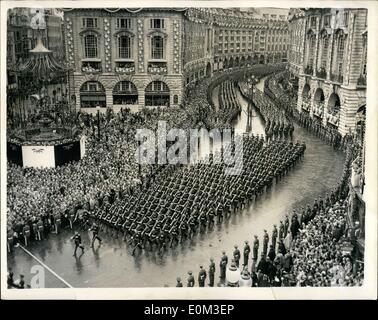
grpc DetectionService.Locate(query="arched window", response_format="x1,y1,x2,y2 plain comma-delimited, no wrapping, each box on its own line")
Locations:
145,81,170,107
113,81,138,105
151,36,164,59
319,31,329,70
84,34,98,58
80,81,106,108
118,35,131,59
337,37,345,74
332,30,347,81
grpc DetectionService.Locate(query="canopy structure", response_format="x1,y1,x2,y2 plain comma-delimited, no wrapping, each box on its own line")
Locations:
15,32,70,82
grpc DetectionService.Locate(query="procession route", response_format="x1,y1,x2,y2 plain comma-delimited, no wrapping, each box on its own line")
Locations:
19,245,74,288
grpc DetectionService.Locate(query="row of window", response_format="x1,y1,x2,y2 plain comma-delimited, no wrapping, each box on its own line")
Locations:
83,34,164,59
82,17,165,30
309,12,349,29
80,80,173,108
81,80,170,93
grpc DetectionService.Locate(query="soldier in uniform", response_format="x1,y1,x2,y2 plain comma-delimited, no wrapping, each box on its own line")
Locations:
36,219,44,241
198,265,207,287
253,235,259,260
284,215,290,238
187,271,195,287
233,244,241,268
219,251,228,281
278,220,284,241
243,240,251,267
70,232,84,256
208,258,216,287
54,212,62,234
272,224,278,251
22,224,31,247
263,229,269,256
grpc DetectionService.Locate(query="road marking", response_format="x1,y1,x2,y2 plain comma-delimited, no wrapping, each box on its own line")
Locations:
19,245,74,288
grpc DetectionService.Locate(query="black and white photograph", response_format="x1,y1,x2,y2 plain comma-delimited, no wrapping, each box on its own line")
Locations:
1,0,377,300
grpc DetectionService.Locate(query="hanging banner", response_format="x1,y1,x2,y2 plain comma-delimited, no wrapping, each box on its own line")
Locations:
7,142,23,166
22,145,55,168
54,140,81,166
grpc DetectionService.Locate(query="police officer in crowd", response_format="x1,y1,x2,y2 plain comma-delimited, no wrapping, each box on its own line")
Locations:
233,245,241,268
198,265,207,287
187,271,195,287
243,240,251,267
71,231,84,256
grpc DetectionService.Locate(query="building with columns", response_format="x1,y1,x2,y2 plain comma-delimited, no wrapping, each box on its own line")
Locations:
62,8,290,113
288,8,367,136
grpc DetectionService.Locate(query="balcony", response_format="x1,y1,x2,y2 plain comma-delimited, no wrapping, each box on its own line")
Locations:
357,74,366,86
147,62,167,75
316,67,327,79
81,61,102,74
304,65,313,75
330,73,343,83
115,62,135,74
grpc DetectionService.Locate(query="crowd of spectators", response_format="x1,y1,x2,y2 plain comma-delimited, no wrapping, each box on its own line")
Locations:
6,65,276,250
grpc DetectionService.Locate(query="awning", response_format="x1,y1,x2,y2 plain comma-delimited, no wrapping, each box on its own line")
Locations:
80,95,106,101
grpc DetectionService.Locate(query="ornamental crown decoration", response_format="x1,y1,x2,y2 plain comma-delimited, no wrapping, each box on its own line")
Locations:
30,9,46,30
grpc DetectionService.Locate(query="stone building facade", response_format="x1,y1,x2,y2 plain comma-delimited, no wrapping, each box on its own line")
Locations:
62,8,289,113
211,8,289,72
288,8,367,136
63,8,187,113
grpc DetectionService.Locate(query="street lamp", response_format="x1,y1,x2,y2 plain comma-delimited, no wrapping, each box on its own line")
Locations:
96,105,101,140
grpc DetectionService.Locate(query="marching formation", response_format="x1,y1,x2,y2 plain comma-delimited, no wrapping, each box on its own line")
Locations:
92,136,306,255
6,61,364,289
238,82,294,141
173,92,363,287
217,80,242,125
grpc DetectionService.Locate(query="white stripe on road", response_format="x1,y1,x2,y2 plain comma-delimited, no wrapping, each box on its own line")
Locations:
19,245,74,288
